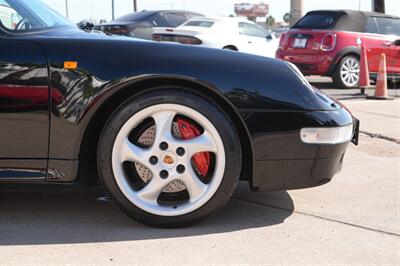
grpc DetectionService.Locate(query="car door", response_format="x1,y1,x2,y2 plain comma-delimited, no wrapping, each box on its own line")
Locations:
238,22,273,57
0,7,49,181
374,16,400,78
363,17,386,75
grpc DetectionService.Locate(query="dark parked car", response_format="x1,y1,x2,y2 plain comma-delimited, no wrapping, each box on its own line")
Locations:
93,10,204,39
276,10,400,88
0,0,359,227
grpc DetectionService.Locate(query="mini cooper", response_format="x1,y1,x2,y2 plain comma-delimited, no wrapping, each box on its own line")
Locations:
0,0,358,227
276,10,400,88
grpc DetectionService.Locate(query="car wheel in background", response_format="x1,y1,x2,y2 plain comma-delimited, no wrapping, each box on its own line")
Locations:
97,89,242,227
333,55,360,88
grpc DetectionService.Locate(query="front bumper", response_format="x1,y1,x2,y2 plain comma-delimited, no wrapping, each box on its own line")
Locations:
242,107,358,192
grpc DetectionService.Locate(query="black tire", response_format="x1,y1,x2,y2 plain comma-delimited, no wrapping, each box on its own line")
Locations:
332,55,360,89
97,89,242,228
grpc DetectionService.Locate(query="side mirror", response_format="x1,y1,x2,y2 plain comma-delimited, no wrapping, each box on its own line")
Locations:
393,40,400,46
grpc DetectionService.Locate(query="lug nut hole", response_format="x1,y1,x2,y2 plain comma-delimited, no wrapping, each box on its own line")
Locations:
160,170,169,179
177,165,185,174
149,156,158,165
176,147,185,156
159,142,168,151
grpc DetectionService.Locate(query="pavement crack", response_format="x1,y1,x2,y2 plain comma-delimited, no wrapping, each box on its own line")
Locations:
232,197,400,237
360,131,400,144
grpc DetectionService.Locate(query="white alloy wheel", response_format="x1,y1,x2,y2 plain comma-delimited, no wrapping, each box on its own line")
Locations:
111,104,226,216
340,57,360,87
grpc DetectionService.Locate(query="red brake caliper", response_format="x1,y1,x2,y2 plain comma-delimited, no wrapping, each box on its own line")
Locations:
176,118,210,177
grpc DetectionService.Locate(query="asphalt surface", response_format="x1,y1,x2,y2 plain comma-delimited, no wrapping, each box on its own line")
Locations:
0,77,399,265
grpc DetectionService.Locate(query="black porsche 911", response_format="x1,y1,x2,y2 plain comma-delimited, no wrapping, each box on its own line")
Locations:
0,0,359,227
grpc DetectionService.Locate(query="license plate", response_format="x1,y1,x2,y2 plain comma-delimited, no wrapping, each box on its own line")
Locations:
293,38,307,48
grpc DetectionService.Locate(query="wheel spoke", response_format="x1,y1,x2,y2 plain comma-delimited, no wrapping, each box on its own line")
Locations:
120,138,149,165
137,178,169,203
350,74,355,84
183,168,208,202
152,111,176,145
182,131,217,157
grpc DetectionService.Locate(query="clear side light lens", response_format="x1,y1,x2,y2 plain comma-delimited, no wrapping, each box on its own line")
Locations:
300,124,354,144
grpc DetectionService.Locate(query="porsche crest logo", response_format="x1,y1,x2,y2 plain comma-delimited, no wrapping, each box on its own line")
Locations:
163,155,174,165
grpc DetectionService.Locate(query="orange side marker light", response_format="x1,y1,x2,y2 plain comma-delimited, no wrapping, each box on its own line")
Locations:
64,61,78,70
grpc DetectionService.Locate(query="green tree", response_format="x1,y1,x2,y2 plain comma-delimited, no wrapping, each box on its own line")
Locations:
283,12,290,23
266,15,276,28
247,16,256,22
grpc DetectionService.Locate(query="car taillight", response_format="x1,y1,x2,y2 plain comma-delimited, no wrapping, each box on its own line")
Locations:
177,36,202,45
278,33,286,49
152,35,202,45
320,33,337,51
152,34,162,41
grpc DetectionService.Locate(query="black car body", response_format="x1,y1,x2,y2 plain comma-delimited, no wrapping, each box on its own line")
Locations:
93,10,204,39
0,0,358,227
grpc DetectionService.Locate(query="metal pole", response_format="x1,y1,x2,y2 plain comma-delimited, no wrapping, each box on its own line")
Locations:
111,0,115,20
290,0,304,26
133,0,137,12
65,0,69,18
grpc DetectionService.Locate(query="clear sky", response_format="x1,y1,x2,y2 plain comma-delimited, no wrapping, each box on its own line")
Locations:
43,0,400,23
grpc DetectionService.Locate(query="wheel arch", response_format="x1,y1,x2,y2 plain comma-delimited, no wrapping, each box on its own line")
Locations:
327,46,361,76
78,76,254,187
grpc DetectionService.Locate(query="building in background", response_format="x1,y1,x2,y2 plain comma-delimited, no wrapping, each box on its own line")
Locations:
234,2,269,17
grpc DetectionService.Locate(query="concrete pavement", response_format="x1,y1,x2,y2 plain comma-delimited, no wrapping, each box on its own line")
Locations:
0,99,399,265
309,76,400,100
344,99,400,143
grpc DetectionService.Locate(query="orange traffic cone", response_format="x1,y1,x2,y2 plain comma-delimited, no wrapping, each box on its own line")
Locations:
359,45,372,91
367,53,394,100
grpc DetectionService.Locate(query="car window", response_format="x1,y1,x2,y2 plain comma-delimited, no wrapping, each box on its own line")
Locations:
152,13,168,27
114,11,154,22
0,1,21,30
0,0,74,33
239,22,267,38
293,13,340,29
366,17,379,34
184,20,214,28
186,12,203,18
164,12,188,27
375,17,400,36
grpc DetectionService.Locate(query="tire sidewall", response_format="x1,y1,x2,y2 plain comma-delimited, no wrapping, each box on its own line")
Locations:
333,55,360,89
97,88,242,227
